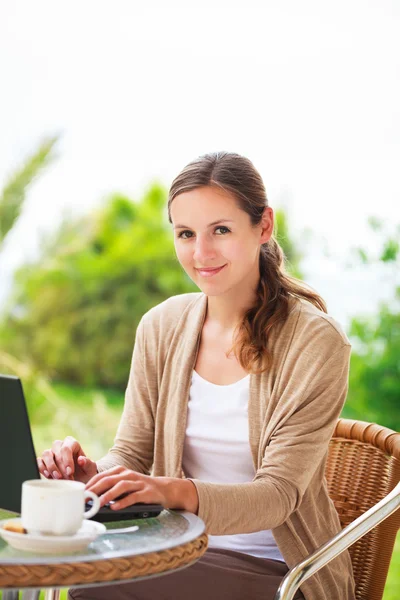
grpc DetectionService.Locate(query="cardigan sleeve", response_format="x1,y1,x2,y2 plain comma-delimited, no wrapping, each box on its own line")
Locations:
188,341,351,535
95,317,156,475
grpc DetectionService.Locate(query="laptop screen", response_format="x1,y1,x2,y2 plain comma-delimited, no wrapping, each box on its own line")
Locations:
0,374,40,513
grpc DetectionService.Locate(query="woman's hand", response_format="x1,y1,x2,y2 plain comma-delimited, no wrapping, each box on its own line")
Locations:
85,465,199,513
37,436,98,484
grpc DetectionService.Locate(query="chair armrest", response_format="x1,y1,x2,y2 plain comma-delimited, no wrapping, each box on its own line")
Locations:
274,481,400,600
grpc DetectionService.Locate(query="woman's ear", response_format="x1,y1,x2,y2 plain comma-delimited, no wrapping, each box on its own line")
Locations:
260,207,274,244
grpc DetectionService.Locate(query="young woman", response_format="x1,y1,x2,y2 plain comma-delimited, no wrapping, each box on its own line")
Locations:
38,152,356,600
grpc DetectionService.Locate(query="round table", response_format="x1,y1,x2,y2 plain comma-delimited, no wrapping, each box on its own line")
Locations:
0,510,208,599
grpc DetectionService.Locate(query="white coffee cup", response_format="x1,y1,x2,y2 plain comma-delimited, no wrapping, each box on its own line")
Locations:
21,479,101,536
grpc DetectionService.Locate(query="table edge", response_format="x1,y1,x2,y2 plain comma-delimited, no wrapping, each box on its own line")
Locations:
0,509,206,565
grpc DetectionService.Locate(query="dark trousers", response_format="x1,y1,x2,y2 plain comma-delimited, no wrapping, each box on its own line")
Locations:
68,548,305,600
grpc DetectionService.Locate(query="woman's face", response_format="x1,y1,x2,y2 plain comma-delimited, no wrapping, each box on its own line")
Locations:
170,185,273,296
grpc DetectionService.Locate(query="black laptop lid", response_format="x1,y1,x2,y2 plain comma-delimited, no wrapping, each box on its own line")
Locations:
0,374,40,512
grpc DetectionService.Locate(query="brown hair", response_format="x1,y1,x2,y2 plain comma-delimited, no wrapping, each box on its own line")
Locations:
167,151,327,374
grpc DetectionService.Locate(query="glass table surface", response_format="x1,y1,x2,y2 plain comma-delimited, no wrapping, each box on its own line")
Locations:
0,509,206,564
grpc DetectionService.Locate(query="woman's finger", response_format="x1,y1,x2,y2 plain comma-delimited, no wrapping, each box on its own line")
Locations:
111,487,147,510
59,445,79,479
77,456,98,478
85,466,128,489
47,440,69,478
101,480,143,508
52,452,72,480
87,472,134,497
60,437,86,477
41,449,63,479
37,457,50,478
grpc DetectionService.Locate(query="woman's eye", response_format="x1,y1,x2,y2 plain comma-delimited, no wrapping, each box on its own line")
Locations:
178,230,193,239
177,226,230,239
215,226,230,234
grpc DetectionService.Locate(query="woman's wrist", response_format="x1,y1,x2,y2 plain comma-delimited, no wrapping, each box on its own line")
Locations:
181,478,199,514
161,477,199,514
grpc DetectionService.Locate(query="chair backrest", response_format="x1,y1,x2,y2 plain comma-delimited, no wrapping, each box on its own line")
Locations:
326,418,400,600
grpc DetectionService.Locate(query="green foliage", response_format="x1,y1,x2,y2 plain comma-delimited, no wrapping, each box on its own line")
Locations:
344,296,400,431
30,380,123,462
384,532,400,599
274,208,304,279
0,135,58,245
350,217,400,266
0,183,198,388
381,238,400,263
343,218,400,432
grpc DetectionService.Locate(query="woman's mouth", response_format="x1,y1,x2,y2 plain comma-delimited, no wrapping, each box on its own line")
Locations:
195,265,226,278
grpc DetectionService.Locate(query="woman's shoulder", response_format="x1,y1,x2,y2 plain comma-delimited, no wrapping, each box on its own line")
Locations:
283,295,351,352
140,292,205,331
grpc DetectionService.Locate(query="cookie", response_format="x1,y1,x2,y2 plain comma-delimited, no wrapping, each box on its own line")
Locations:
3,521,27,534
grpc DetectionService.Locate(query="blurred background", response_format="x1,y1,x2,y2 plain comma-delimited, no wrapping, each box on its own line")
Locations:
0,1,399,597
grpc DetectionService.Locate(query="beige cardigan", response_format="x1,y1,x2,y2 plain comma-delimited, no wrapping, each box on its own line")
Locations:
97,292,356,600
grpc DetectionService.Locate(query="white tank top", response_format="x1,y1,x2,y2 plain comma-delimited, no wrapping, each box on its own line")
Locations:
182,369,285,562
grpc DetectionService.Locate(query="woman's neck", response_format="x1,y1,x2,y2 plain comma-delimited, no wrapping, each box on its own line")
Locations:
205,291,257,332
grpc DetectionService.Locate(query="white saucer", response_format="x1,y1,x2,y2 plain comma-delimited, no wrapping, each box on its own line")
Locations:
0,518,106,554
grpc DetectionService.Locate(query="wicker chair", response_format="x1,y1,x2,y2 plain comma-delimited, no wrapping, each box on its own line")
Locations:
275,418,400,600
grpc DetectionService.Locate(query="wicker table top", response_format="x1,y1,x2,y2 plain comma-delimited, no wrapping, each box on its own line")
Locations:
0,509,208,590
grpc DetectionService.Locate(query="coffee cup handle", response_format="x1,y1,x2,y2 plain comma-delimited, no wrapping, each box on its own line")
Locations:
84,491,101,519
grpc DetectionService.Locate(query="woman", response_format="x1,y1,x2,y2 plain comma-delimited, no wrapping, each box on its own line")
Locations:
38,152,356,600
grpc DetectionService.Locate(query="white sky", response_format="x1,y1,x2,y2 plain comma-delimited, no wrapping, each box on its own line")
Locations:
0,0,399,328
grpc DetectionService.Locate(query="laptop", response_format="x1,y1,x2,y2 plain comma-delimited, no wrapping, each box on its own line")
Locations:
0,374,163,522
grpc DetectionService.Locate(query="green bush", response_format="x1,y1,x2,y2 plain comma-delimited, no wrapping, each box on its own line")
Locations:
0,184,198,389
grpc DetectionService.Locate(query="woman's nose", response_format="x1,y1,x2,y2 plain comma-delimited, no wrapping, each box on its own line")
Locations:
193,235,218,262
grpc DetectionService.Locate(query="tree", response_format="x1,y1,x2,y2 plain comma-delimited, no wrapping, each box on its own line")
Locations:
343,217,400,431
0,136,58,247
0,184,196,388
274,208,304,279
